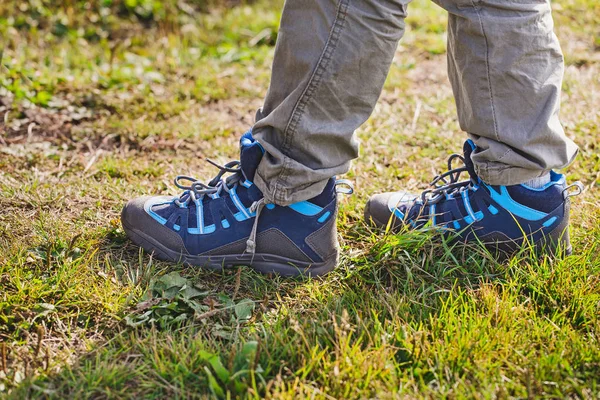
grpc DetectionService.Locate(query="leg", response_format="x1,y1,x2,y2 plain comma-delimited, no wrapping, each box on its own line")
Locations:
436,0,578,185
364,0,583,256
122,0,412,275
253,0,411,206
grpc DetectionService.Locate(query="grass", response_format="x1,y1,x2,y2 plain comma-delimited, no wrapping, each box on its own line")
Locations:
1,0,599,398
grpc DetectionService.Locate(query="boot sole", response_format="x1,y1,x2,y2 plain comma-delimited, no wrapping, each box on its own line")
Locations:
122,219,338,277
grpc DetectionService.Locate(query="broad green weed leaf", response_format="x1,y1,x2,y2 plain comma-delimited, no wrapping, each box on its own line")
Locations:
156,271,187,289
234,299,254,321
181,286,207,300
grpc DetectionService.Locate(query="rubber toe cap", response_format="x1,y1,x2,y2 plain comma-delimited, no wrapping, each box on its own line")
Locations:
121,196,188,255
364,192,396,228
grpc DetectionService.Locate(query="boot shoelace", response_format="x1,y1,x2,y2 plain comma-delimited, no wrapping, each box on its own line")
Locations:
173,159,264,253
420,153,588,205
411,154,586,227
418,153,475,206
174,159,243,205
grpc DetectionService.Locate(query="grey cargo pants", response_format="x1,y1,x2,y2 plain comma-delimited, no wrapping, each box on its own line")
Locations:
252,0,579,206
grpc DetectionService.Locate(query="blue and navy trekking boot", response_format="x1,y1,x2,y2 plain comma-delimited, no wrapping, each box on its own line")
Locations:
121,132,352,276
364,140,583,256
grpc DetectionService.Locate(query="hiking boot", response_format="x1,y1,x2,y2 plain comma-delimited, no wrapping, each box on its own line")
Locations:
121,131,352,277
364,140,583,256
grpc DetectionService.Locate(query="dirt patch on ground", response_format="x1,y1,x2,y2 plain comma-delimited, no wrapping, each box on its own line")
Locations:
0,94,262,156
0,95,93,146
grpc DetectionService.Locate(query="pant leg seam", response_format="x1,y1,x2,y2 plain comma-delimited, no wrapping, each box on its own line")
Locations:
471,0,500,143
272,0,350,203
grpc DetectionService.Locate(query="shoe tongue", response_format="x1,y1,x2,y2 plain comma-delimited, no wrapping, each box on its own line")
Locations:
239,131,264,182
463,139,479,183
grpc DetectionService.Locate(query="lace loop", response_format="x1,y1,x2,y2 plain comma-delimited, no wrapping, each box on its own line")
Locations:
245,198,266,255
562,181,584,199
335,179,355,195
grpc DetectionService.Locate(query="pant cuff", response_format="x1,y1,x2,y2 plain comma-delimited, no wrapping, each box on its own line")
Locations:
253,169,330,207
474,162,552,186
